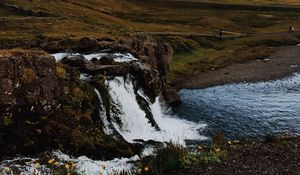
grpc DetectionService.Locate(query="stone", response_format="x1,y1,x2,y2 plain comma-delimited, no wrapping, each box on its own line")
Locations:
162,89,182,107
61,55,86,67
99,54,115,65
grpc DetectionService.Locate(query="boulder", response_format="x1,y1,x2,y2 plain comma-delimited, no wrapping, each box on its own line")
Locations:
100,54,115,65
61,55,86,67
81,62,129,76
162,89,182,107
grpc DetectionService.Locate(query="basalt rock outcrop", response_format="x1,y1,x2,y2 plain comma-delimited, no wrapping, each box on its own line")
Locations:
0,49,138,160
40,35,179,104
0,36,178,159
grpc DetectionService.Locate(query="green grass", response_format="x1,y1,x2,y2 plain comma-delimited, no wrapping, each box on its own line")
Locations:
0,0,300,83
167,34,298,82
138,142,227,175
1,0,299,40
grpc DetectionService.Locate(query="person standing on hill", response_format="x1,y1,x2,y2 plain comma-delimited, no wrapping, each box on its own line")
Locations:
291,26,295,32
289,26,295,33
219,29,223,38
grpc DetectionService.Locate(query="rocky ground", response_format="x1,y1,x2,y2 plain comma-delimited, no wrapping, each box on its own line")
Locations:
175,137,300,175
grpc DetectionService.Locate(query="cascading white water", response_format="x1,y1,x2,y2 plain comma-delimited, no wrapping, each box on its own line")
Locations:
0,151,139,175
94,89,114,135
52,52,137,62
52,151,139,175
107,76,207,145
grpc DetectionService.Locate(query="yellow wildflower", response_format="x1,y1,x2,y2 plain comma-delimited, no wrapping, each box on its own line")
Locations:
144,166,149,172
48,159,55,164
65,164,70,169
34,163,40,168
71,163,76,168
234,140,240,143
54,162,59,166
136,168,142,174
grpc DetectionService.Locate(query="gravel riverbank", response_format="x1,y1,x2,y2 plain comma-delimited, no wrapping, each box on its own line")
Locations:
175,136,300,175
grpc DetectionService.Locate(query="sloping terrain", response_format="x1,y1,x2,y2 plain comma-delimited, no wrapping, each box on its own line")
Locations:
1,0,299,39
0,0,300,84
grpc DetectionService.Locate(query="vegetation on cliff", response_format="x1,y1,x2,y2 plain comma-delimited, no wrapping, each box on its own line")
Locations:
0,49,138,160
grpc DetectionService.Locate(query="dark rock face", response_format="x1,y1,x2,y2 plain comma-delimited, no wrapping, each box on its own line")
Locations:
0,50,60,119
130,35,173,89
0,50,137,160
0,50,61,157
0,36,175,159
130,62,160,103
163,89,182,107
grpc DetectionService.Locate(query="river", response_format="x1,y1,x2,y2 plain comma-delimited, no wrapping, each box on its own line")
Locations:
173,73,300,140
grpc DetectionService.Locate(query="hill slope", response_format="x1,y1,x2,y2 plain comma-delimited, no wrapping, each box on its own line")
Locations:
1,0,300,84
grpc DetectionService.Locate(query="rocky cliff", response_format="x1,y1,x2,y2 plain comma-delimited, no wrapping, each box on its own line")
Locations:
0,36,175,159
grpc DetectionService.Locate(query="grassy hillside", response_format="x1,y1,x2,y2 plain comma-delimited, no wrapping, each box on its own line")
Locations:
1,0,300,82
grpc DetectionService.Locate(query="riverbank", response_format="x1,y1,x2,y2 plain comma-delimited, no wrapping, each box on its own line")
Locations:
171,44,300,89
174,136,300,175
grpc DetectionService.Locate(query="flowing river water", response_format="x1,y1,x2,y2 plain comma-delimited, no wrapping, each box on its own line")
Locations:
174,73,300,140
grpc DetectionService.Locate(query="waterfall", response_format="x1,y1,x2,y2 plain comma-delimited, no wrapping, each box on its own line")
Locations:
94,89,114,135
107,76,207,145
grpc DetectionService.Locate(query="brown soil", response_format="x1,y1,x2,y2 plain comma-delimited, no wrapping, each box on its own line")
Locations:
175,137,300,175
171,44,300,89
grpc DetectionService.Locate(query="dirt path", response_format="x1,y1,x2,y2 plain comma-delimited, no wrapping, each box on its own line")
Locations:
171,44,300,89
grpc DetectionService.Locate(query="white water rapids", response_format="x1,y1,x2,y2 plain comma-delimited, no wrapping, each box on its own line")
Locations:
107,76,207,144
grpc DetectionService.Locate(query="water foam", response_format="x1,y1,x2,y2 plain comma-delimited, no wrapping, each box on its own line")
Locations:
0,152,139,175
53,151,139,175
